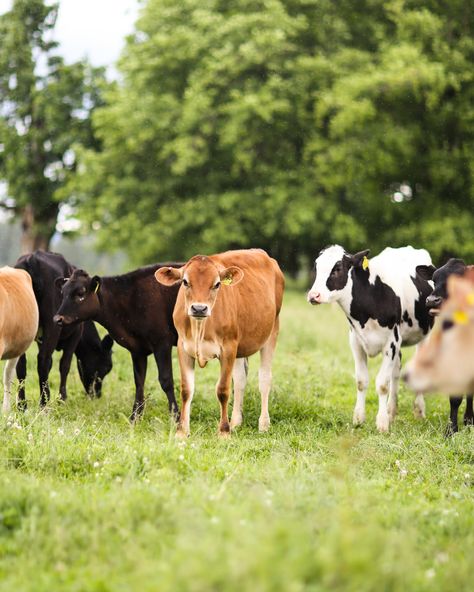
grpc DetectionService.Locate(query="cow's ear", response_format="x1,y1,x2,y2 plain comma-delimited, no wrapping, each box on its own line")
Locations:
54,277,68,290
155,266,183,286
350,250,370,268
220,266,244,286
416,264,436,281
102,334,114,351
90,276,101,294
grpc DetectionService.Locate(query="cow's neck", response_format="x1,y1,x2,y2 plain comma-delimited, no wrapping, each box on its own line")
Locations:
190,318,208,368
93,279,131,339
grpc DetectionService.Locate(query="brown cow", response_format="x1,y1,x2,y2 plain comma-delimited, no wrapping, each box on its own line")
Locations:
0,267,39,415
403,269,474,395
155,249,285,437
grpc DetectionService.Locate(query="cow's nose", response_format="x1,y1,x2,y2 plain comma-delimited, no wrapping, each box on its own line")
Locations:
307,291,321,305
426,295,443,309
53,314,64,326
190,303,209,317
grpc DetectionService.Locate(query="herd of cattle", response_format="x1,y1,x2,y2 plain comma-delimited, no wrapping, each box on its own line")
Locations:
0,246,473,437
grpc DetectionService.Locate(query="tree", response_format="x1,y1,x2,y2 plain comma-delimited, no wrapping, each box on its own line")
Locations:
0,0,105,253
71,0,474,270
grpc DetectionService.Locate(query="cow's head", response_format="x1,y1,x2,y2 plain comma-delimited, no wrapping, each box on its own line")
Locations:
155,256,243,320
307,245,370,305
54,270,101,326
416,258,466,316
403,271,474,394
77,334,114,397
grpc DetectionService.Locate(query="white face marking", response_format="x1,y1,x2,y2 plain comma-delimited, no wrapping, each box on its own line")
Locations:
308,245,348,304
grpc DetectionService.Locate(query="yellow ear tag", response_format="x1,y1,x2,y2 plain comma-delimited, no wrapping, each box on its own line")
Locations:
453,310,468,325
467,292,474,306
94,283,100,294
362,256,369,271
222,276,233,286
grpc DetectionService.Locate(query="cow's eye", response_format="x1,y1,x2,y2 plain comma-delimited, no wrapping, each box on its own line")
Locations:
182,279,189,288
213,281,221,290
441,319,454,331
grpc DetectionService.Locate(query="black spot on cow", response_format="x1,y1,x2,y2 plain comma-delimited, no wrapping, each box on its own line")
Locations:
347,317,355,328
410,274,434,335
326,256,352,291
390,342,396,360
394,325,399,342
402,311,413,327
349,267,401,329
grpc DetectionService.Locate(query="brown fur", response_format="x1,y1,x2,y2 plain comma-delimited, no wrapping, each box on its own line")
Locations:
0,267,39,415
155,249,285,435
403,270,474,395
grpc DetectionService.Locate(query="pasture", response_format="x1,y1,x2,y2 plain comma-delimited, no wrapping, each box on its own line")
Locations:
0,290,472,592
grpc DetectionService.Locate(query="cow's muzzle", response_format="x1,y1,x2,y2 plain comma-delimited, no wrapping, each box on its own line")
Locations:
307,291,322,305
53,314,75,326
426,294,443,316
189,303,210,318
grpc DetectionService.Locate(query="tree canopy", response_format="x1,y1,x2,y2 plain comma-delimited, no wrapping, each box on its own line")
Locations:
70,0,474,271
0,0,105,252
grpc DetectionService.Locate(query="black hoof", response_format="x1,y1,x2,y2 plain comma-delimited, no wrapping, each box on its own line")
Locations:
444,422,459,438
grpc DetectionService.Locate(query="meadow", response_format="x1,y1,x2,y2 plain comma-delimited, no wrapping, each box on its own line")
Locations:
0,290,472,592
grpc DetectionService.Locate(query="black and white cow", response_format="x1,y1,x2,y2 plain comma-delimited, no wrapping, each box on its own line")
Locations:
416,258,474,434
307,245,434,432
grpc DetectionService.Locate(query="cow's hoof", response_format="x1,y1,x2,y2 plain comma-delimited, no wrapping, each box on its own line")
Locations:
413,407,426,420
464,415,474,427
353,408,366,426
376,413,390,433
175,429,189,439
230,415,242,430
444,422,458,438
218,430,231,439
258,416,270,432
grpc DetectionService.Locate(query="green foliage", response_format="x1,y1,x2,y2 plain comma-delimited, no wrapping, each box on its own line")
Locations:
0,0,106,248
0,292,473,591
71,0,474,269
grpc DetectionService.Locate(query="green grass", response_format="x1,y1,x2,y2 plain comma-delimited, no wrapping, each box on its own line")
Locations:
0,291,472,592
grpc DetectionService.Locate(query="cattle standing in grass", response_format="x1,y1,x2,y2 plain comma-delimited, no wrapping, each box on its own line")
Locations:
155,249,284,437
54,264,181,420
403,269,474,398
415,259,474,433
15,251,113,408
307,245,433,432
0,267,38,415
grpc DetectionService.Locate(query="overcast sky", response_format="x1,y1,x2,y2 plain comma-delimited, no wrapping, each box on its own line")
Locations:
0,0,139,69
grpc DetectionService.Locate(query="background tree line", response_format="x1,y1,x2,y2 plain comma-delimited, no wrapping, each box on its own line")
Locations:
2,0,474,273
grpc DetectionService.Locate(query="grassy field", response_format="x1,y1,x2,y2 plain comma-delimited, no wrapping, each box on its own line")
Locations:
0,290,472,592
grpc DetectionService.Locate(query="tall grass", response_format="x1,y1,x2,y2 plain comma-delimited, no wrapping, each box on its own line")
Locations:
0,291,472,591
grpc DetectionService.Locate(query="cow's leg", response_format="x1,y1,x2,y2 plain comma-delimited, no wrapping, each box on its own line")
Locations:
350,329,368,426
58,332,81,401
216,346,238,436
153,342,179,419
37,336,58,406
388,351,401,422
130,353,147,422
464,395,473,426
375,337,400,433
177,341,195,438
412,344,426,419
258,320,279,432
230,357,248,430
446,396,462,436
16,353,27,412
3,357,19,416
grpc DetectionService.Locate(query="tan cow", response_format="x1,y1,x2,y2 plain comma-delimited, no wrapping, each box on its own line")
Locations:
155,249,284,437
403,269,474,395
0,267,39,414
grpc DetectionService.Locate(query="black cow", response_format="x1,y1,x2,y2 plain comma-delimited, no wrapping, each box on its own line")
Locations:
53,264,181,420
416,258,474,434
14,251,113,408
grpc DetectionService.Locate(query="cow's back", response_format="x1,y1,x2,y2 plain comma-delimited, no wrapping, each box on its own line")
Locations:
208,249,284,356
0,267,39,359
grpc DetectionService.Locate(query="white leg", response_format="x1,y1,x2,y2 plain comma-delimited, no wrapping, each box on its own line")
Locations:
412,345,426,419
350,329,368,425
177,343,195,438
258,321,279,432
375,337,399,433
230,357,248,429
388,352,401,421
3,357,19,416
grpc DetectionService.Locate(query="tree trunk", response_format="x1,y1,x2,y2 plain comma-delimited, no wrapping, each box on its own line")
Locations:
20,204,55,254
